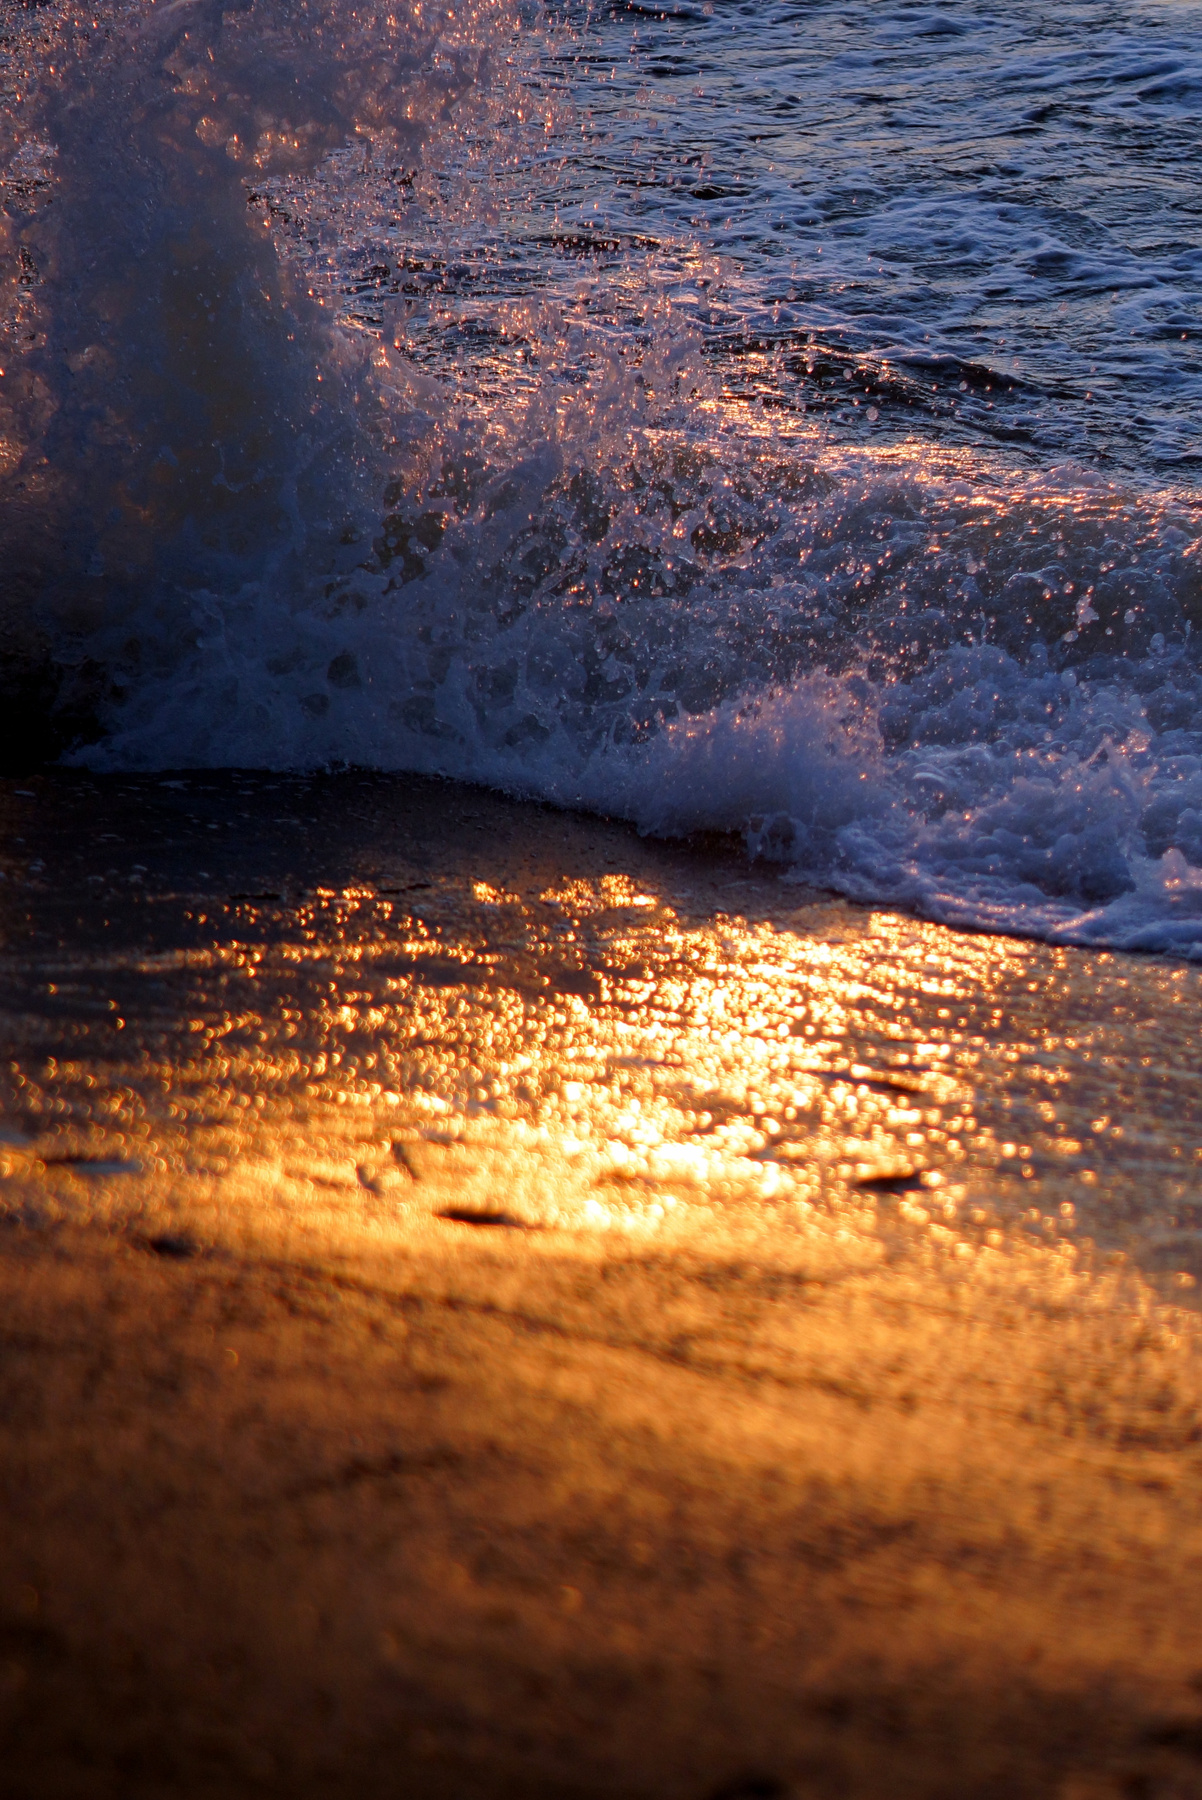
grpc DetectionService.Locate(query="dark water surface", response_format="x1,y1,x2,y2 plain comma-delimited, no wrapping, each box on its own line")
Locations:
551,0,1202,473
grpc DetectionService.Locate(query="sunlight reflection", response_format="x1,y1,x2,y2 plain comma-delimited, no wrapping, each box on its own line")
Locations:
4,851,1201,1306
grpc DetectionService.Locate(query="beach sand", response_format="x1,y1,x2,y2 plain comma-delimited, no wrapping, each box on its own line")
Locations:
2,770,1202,1799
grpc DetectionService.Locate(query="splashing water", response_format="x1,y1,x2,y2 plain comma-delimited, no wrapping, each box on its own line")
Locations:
0,0,523,736
6,0,1202,957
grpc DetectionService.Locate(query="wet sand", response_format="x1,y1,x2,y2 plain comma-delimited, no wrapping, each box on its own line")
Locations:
2,770,1202,1800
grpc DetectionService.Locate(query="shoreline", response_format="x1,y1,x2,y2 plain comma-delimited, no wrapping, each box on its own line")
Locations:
2,770,1202,1798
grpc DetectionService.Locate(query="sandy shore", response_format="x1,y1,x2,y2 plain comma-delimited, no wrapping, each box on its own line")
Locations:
2,770,1202,1799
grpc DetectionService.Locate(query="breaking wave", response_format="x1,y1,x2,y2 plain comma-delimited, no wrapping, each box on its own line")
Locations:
6,0,1202,956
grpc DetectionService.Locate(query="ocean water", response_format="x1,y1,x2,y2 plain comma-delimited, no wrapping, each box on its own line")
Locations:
6,0,1202,954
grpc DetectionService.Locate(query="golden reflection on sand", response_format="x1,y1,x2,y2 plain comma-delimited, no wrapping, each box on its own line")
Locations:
3,774,1202,1797
5,863,1197,1298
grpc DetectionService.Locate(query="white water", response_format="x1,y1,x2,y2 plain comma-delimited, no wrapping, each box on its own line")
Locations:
6,0,1202,955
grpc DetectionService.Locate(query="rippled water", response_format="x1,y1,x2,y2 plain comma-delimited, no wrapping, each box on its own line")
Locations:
554,0,1202,473
6,0,1202,955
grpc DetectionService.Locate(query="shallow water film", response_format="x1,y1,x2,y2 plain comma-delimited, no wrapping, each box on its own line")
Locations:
2,772,1202,1800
